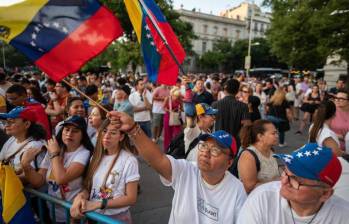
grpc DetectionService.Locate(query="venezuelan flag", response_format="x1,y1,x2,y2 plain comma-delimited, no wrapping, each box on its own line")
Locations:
0,0,123,82
0,164,35,224
124,0,186,85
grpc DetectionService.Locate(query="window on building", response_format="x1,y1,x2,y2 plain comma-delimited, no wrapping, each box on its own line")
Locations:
254,22,258,31
214,26,218,35
235,30,240,40
237,15,240,20
260,23,264,33
223,28,228,36
202,41,207,53
203,24,208,33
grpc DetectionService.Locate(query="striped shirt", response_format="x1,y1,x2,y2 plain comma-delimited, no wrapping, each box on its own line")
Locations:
212,95,249,145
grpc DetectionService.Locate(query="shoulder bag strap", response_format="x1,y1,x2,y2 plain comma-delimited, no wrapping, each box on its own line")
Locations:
2,139,33,165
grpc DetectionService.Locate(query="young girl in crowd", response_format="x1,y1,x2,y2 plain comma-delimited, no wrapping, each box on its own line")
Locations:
70,119,139,223
88,106,109,146
238,120,280,193
21,116,93,223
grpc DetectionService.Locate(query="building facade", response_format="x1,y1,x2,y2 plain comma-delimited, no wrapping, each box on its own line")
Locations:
176,2,271,72
219,2,271,39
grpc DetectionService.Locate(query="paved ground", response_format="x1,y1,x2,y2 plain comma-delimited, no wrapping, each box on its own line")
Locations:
130,121,309,224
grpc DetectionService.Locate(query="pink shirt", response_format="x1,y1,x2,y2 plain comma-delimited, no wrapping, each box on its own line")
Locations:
330,108,349,150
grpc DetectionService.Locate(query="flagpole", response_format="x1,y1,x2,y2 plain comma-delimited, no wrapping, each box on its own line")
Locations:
137,0,186,76
62,79,109,113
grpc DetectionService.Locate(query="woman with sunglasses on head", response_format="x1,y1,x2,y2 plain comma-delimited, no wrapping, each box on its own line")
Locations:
70,119,139,223
330,89,349,153
21,116,93,223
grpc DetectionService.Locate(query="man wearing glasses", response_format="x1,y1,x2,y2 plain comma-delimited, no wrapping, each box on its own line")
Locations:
109,109,246,224
237,143,349,224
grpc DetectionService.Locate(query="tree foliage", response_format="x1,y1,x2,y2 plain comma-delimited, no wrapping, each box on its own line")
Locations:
263,0,349,70
198,37,285,73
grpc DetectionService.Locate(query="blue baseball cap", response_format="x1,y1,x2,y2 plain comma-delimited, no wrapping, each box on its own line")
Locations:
195,103,218,116
61,115,87,131
0,106,37,122
199,130,237,156
274,143,342,187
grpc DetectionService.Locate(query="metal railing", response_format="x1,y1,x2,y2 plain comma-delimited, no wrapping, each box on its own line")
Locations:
25,188,124,224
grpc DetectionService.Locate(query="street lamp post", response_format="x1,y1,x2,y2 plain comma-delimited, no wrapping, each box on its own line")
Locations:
245,3,254,78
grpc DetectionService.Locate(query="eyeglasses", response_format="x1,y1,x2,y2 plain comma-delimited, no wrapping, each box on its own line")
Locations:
333,97,349,101
282,170,327,190
198,142,229,157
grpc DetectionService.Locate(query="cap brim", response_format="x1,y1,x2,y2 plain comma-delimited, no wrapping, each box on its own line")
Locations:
0,113,18,120
205,108,218,115
199,134,229,149
61,121,80,129
273,154,318,181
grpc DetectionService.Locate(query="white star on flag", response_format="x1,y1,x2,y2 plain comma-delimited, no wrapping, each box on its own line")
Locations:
150,41,155,46
313,150,319,156
53,22,60,28
43,22,50,28
146,34,152,39
284,157,292,164
34,26,40,32
30,41,36,47
145,25,150,30
296,152,303,158
305,151,311,157
31,33,37,39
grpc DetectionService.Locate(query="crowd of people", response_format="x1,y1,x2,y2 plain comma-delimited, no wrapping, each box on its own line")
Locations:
0,67,349,223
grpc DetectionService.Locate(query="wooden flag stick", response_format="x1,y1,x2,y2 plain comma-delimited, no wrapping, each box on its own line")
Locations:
62,79,110,114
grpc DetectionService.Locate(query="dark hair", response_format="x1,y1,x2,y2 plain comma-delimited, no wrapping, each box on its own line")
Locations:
224,79,240,95
28,87,47,105
56,124,94,153
26,123,46,141
78,76,87,82
337,88,349,97
46,79,56,86
60,81,72,92
309,101,336,142
240,120,273,149
29,80,40,90
6,84,27,96
85,84,98,96
135,78,143,87
67,97,84,109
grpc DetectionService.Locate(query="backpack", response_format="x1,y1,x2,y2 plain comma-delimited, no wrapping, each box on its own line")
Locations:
229,148,261,178
166,131,200,159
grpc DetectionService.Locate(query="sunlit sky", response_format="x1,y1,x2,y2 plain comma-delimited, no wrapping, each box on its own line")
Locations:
172,0,267,15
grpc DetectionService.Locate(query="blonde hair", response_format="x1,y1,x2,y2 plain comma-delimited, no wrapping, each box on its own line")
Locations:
270,89,286,106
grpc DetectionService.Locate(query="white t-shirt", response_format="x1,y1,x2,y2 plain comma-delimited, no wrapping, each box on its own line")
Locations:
0,137,46,171
128,90,152,122
334,157,349,202
89,150,140,215
309,123,340,147
161,156,247,224
237,181,349,224
40,145,90,222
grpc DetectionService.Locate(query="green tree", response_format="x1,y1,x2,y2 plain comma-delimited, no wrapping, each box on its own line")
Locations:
263,0,349,70
0,42,32,69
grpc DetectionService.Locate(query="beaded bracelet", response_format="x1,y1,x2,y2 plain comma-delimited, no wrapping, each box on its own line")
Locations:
127,124,142,137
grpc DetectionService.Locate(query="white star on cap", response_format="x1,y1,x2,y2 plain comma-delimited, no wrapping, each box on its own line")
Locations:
304,151,311,157
317,147,323,151
296,152,303,158
284,157,292,164
313,150,319,156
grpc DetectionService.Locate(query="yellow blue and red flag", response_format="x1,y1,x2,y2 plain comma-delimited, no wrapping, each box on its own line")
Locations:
124,0,186,85
0,164,35,224
0,0,123,82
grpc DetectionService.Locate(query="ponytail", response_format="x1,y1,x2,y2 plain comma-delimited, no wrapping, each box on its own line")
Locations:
309,101,336,142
